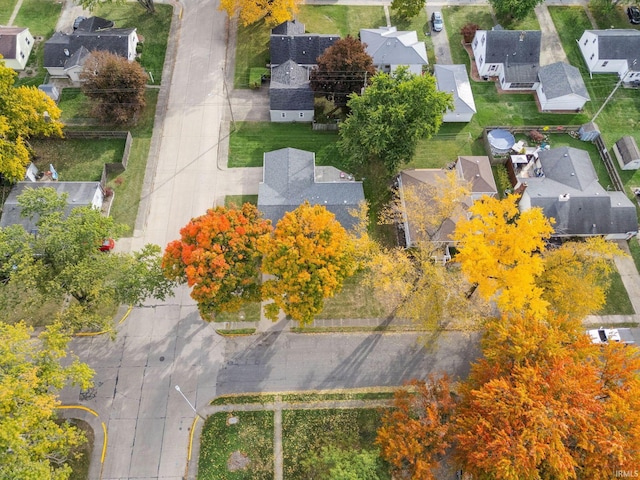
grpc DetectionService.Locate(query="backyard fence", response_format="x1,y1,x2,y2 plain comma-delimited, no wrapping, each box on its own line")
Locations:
312,122,339,131
64,130,133,188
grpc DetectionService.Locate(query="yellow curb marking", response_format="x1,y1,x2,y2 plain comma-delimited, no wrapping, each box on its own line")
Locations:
75,305,133,337
188,415,199,462
57,405,108,464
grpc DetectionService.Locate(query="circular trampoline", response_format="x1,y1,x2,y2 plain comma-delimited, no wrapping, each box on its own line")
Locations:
488,129,516,155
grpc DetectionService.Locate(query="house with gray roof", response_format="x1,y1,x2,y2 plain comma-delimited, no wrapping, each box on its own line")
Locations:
434,64,476,122
0,182,104,234
268,21,339,122
257,148,364,230
44,17,138,81
536,62,590,111
472,29,541,90
0,27,34,70
269,60,314,122
360,26,428,75
517,146,638,238
614,136,640,170
578,30,640,83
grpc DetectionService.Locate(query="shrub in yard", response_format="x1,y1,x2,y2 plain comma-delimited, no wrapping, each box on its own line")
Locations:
528,130,546,143
80,51,147,125
460,23,480,44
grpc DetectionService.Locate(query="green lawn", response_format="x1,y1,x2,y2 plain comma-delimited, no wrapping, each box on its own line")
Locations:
234,6,386,88
92,3,173,84
598,267,635,315
629,237,640,273
588,2,640,29
0,0,16,24
320,272,394,319
215,302,261,322
29,138,126,182
228,122,340,168
441,5,494,66
282,408,390,479
225,195,259,207
198,411,274,480
13,0,60,37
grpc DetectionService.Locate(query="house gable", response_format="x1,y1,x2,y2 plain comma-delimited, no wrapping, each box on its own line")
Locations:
0,27,34,70
360,26,428,73
258,148,364,230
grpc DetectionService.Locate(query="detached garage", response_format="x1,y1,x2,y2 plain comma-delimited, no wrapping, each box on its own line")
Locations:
536,62,590,112
614,136,640,170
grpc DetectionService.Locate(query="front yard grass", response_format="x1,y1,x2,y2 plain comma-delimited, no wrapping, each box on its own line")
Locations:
13,0,60,37
215,302,261,322
198,410,274,480
225,195,259,207
599,267,635,315
320,272,394,319
282,408,391,479
228,122,340,168
588,2,640,30
0,0,16,24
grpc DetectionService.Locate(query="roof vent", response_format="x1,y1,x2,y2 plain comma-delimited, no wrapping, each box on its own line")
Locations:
64,48,70,56
563,153,568,157
559,193,570,202
519,31,525,41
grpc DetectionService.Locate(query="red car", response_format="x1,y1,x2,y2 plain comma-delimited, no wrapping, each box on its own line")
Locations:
99,238,115,252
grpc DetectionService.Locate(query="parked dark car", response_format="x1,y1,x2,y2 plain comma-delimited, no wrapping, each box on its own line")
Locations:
627,6,640,24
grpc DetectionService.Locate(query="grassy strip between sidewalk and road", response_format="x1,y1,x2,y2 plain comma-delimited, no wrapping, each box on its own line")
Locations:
225,195,259,207
214,328,257,336
210,389,395,406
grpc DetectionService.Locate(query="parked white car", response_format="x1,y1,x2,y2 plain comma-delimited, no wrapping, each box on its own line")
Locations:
586,327,635,345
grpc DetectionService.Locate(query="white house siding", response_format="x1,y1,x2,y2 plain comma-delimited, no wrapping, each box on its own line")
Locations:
519,192,532,211
1,28,34,70
536,87,588,111
45,66,66,77
66,66,84,83
578,31,627,75
128,31,139,61
270,110,314,122
443,111,473,123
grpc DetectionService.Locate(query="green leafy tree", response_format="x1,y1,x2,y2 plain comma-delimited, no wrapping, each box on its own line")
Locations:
390,0,425,19
338,67,452,174
162,204,272,320
0,188,175,332
0,321,94,480
0,61,63,182
302,446,384,480
260,202,356,325
80,51,148,125
309,36,376,109
489,0,544,21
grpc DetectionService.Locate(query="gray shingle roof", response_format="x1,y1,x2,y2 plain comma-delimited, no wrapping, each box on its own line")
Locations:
537,62,589,100
360,26,428,66
485,30,541,66
434,64,476,115
258,148,364,231
270,32,339,66
522,147,638,235
44,28,135,69
75,16,115,32
615,136,640,165
590,29,640,72
504,63,539,83
0,27,27,59
269,60,313,110
271,20,305,36
0,182,102,233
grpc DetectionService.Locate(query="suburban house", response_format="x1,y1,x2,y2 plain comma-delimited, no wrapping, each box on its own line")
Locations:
536,62,590,111
269,20,339,122
257,148,364,230
43,16,138,81
516,146,638,238
614,136,640,170
434,64,476,122
398,156,497,251
359,26,428,75
0,26,34,70
0,182,104,233
578,30,640,83
471,28,541,90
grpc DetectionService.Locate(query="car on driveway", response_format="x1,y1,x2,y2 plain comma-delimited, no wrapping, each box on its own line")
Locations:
432,11,443,32
628,6,640,24
586,327,635,345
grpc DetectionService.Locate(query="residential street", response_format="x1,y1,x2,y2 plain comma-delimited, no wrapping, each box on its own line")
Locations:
55,0,640,478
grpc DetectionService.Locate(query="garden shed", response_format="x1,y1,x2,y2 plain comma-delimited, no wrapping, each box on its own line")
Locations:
614,136,640,170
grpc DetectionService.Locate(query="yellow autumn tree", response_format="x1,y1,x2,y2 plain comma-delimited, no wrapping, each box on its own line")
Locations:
537,237,624,319
260,202,356,325
0,61,63,182
453,195,554,316
219,0,299,27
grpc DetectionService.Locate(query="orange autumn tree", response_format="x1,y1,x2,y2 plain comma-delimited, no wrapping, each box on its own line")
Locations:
453,195,554,316
260,201,356,325
162,204,272,319
453,313,640,479
377,376,456,480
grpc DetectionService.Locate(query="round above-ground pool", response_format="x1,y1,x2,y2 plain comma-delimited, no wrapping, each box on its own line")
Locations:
488,129,516,154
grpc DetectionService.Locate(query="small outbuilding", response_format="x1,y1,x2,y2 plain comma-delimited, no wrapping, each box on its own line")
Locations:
613,136,640,170
536,62,590,112
0,26,34,70
434,64,476,123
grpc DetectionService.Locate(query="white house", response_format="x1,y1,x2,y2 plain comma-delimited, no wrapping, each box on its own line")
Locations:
472,28,541,90
536,62,590,111
434,64,476,122
360,26,428,75
578,30,640,83
0,27,34,70
43,17,138,81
